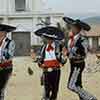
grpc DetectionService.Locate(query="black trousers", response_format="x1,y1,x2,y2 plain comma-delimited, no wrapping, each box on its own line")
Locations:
0,68,12,100
42,69,61,100
68,61,85,100
68,61,85,88
68,61,97,100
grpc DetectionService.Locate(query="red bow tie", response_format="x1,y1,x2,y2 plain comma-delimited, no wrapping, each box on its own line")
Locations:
46,44,54,51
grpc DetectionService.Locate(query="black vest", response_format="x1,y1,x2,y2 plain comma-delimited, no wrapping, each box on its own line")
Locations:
75,36,86,57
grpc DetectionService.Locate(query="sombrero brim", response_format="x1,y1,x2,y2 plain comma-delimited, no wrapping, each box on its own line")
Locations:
63,17,91,31
72,19,91,31
42,33,58,40
34,26,64,40
0,24,16,32
63,17,75,24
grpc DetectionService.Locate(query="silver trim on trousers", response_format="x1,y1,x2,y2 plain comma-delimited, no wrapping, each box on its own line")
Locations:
68,67,97,100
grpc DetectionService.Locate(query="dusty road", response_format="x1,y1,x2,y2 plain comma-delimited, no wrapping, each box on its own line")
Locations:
5,54,100,100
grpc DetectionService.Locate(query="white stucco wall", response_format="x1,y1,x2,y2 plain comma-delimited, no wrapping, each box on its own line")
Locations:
0,0,7,14
0,0,34,14
0,0,64,45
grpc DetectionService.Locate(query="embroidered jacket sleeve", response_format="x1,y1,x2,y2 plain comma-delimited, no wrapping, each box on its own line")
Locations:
37,45,46,65
7,40,15,59
55,41,67,65
81,37,89,54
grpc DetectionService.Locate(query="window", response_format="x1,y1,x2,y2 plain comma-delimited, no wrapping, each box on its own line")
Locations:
15,0,26,11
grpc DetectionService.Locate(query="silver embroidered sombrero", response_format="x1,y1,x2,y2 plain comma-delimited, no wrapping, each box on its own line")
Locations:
34,26,64,40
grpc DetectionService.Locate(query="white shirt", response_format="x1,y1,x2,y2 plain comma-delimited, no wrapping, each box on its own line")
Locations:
44,42,57,61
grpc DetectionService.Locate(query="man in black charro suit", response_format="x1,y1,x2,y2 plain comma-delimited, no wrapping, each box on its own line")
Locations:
63,17,97,100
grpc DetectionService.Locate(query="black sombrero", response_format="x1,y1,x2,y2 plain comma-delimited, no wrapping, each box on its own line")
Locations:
0,24,16,32
34,26,64,40
63,17,91,31
63,17,75,24
72,19,91,31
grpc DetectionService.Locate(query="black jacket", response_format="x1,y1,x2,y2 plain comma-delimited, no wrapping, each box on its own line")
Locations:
38,41,67,66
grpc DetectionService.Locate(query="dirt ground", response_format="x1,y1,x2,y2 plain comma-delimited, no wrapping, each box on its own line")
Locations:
5,54,100,100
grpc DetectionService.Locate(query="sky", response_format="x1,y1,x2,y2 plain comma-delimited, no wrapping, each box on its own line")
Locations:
41,0,100,18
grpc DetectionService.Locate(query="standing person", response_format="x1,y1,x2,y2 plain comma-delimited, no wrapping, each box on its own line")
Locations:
63,17,75,48
31,26,67,100
0,24,16,100
63,18,97,100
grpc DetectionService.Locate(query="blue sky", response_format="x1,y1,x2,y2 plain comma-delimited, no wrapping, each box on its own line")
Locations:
42,0,100,18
